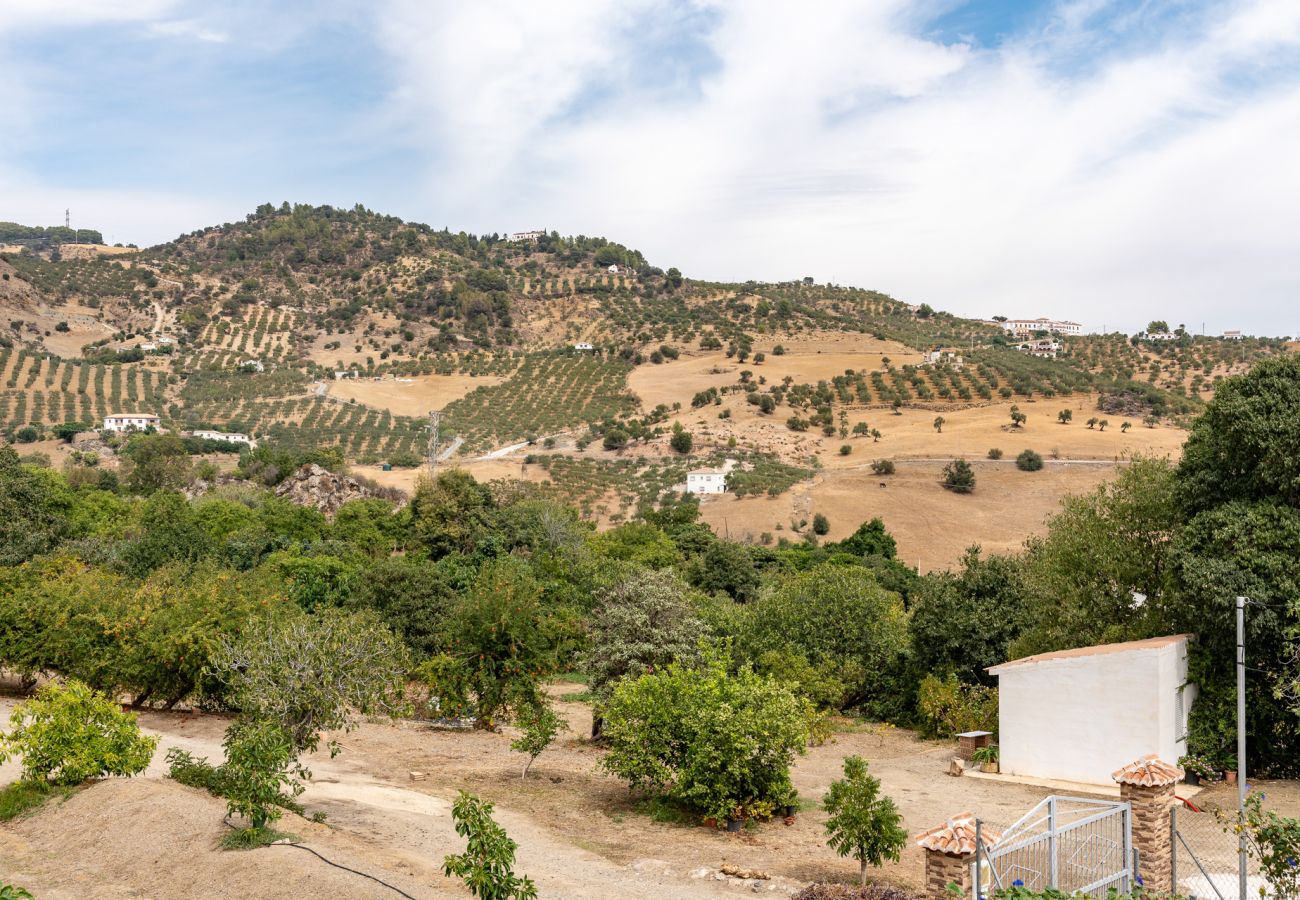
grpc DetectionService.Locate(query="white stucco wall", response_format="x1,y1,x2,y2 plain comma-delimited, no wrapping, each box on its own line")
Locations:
995,638,1193,785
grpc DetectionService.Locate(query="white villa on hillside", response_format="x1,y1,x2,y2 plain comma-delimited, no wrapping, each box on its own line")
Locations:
686,458,739,495
192,429,255,447
103,413,161,432
923,348,963,367
573,342,594,351
1222,330,1244,340
1001,317,1083,337
510,230,546,242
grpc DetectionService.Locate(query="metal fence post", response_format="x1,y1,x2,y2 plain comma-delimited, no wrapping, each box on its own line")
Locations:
975,819,982,900
1170,805,1178,895
1048,796,1058,888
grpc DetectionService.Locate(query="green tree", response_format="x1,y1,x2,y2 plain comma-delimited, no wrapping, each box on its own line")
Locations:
669,424,693,454
220,718,304,829
942,459,975,493
830,517,897,559
1146,320,1169,333
443,792,538,900
0,446,71,566
1009,406,1027,428
1057,409,1072,424
434,558,557,727
0,680,156,785
209,609,410,755
122,433,192,495
601,648,808,821
812,513,830,535
822,756,907,885
121,490,212,577
909,547,1031,686
346,555,460,657
602,428,629,451
933,416,945,433
1016,449,1044,472
510,698,567,778
409,469,495,558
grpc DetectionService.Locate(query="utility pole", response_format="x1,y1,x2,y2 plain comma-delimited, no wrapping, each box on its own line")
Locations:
427,410,441,474
1237,595,1248,900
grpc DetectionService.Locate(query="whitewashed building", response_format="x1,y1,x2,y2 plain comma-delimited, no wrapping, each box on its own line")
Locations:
510,230,546,242
240,359,265,372
1222,330,1243,340
989,635,1196,786
1001,317,1083,337
607,264,619,274
573,342,594,351
686,469,728,494
192,429,255,447
103,413,161,432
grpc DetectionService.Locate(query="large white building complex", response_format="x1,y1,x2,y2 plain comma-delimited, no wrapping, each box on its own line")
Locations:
1000,317,1083,337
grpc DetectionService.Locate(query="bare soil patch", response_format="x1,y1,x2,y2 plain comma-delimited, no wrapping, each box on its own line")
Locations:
328,373,505,418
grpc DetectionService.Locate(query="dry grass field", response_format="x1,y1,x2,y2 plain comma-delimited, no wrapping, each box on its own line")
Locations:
328,372,505,417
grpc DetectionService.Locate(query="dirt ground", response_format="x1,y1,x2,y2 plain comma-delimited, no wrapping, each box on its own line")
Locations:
0,689,1075,899
327,373,505,418
700,459,1122,571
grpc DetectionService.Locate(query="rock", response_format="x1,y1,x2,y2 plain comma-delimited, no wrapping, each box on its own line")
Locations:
273,464,376,516
949,756,965,777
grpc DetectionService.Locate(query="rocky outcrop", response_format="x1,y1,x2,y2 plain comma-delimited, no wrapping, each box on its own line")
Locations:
273,464,374,515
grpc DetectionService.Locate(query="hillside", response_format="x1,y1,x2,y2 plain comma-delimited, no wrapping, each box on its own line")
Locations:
0,204,1288,563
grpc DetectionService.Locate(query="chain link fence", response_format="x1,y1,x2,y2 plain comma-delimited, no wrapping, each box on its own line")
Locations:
1172,802,1265,899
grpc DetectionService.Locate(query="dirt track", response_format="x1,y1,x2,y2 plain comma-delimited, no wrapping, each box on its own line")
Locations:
0,690,1070,899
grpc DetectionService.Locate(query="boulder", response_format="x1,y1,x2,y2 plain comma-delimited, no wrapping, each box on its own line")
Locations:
273,463,374,515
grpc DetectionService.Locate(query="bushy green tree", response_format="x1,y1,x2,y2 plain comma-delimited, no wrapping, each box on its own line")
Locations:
823,756,907,885
409,469,495,558
1015,449,1044,472
346,554,460,656
601,648,809,821
942,459,975,493
0,446,71,566
669,423,693,454
122,433,192,495
220,718,304,829
739,564,908,712
0,680,156,785
209,609,409,755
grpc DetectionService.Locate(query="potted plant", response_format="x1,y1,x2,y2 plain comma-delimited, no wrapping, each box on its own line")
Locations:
726,807,744,832
782,792,799,819
1178,754,1215,786
973,745,1000,774
1223,755,1238,784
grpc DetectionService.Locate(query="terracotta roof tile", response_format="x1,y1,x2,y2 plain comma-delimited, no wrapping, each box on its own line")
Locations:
914,812,1001,856
1112,754,1182,787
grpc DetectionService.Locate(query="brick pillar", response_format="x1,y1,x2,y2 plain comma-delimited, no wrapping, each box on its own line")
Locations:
923,847,974,899
915,812,998,900
1112,755,1181,890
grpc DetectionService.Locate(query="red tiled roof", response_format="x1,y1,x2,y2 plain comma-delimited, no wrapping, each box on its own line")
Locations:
915,812,1001,856
1112,754,1182,787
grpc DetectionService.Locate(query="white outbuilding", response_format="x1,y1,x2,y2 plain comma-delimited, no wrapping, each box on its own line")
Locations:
989,634,1196,786
686,469,728,494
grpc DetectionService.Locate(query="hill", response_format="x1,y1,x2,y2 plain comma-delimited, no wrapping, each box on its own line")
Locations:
0,204,1288,564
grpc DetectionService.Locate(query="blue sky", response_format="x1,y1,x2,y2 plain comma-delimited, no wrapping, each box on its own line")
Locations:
3,0,1300,336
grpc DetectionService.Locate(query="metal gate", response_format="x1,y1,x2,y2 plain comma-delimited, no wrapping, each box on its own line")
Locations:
975,796,1133,897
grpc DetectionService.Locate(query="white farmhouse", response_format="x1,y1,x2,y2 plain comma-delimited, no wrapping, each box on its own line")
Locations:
103,413,161,433
573,342,594,351
1222,330,1244,340
686,469,728,494
989,635,1196,786
192,429,255,447
139,342,157,352
1001,317,1083,337
607,264,619,274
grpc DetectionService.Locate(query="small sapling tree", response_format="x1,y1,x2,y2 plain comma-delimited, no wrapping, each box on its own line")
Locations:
823,755,907,885
443,792,538,900
511,698,567,778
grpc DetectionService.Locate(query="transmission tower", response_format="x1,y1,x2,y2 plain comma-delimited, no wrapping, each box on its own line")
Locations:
427,410,441,473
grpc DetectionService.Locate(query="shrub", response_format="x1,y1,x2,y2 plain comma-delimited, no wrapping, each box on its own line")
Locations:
602,428,629,451
870,459,895,476
443,791,538,900
669,425,693,454
942,459,975,493
0,680,156,785
602,648,809,821
221,718,305,829
823,756,907,885
1015,449,1044,471
839,444,852,456
987,448,1003,460
812,513,830,536
915,673,997,738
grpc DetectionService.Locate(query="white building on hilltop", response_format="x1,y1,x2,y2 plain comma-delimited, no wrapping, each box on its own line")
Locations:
685,458,739,495
989,635,1196,786
509,230,546,242
1001,317,1083,337
103,413,161,432
192,429,255,447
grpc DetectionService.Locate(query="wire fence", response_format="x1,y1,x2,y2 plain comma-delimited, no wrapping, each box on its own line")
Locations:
1172,802,1265,899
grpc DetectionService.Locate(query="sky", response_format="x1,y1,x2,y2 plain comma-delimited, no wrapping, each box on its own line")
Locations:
3,0,1299,336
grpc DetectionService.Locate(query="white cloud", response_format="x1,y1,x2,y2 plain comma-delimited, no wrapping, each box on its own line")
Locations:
148,19,229,43
0,0,178,33
372,0,1300,334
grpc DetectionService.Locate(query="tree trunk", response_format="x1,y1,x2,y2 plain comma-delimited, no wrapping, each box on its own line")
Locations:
860,859,868,886
131,689,154,709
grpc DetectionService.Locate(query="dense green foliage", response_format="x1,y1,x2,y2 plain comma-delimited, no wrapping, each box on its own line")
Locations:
0,680,156,785
443,791,538,900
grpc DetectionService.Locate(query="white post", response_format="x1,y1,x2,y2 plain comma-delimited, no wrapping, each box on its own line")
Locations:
1237,595,1248,899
